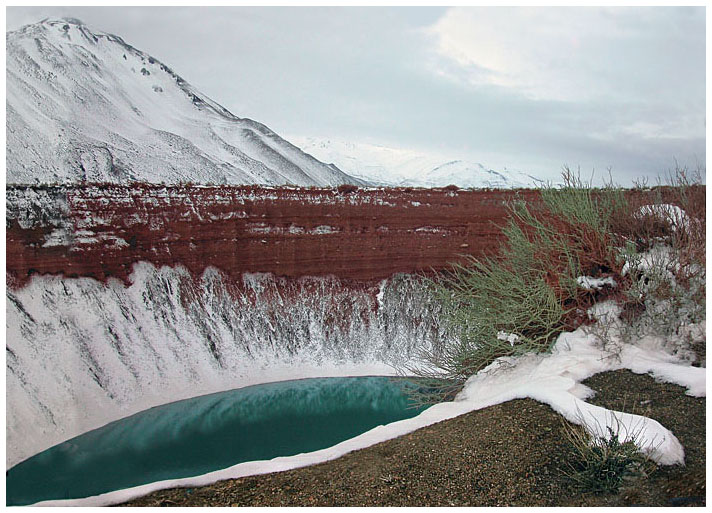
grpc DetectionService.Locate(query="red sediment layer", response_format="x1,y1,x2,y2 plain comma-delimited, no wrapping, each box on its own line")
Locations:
6,184,541,289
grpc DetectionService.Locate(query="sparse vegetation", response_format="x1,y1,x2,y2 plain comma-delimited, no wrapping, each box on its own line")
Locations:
404,165,705,402
614,170,706,357
562,412,658,494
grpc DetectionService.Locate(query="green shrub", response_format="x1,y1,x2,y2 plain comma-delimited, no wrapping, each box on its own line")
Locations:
563,422,657,494
404,174,623,400
403,167,705,403
541,167,625,234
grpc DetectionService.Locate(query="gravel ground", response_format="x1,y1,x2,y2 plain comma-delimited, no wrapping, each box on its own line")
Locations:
122,370,704,507
572,370,706,507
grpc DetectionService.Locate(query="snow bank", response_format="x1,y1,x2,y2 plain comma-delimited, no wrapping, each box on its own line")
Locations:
35,301,705,507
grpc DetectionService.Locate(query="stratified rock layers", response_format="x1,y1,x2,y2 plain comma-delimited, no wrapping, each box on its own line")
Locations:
7,185,540,288
6,184,539,468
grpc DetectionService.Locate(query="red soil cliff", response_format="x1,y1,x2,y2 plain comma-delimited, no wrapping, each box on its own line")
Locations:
6,184,541,288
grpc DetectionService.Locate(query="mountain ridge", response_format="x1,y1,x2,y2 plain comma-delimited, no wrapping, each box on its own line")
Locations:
290,136,541,189
6,18,362,186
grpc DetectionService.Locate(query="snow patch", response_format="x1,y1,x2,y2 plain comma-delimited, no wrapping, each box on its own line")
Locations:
311,225,339,235
376,279,387,310
42,228,71,247
415,226,449,234
620,244,687,288
577,275,617,290
496,331,520,346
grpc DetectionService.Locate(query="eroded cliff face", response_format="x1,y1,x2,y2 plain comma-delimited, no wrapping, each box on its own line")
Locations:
7,266,449,468
6,184,540,468
6,184,539,287
5,184,698,471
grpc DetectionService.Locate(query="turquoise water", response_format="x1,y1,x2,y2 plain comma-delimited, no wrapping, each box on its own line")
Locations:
6,376,426,505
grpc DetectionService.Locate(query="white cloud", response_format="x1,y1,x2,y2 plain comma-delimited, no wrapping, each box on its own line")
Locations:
425,7,705,109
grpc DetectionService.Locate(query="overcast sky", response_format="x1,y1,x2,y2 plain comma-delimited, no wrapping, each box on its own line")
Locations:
6,6,706,185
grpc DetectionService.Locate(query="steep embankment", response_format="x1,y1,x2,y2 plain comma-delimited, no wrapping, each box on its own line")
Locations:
7,184,538,287
6,185,538,468
7,266,445,469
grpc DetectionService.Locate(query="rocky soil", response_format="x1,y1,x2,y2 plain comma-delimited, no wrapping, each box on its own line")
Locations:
122,369,705,507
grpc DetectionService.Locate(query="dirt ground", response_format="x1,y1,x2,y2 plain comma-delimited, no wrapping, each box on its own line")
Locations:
122,369,705,507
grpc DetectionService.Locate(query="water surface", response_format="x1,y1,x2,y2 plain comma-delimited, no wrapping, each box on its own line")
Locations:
7,376,426,505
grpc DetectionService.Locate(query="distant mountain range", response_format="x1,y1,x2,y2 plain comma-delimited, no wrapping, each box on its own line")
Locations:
291,137,541,189
6,18,361,186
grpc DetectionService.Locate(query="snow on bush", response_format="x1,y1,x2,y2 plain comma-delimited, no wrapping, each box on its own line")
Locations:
635,204,689,232
577,276,617,290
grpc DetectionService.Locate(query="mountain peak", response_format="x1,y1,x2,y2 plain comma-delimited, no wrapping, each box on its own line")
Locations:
290,137,538,188
45,17,87,27
7,19,360,186
11,17,90,36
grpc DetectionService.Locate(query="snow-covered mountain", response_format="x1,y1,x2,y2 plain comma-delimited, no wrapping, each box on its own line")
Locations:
291,136,541,188
6,18,360,186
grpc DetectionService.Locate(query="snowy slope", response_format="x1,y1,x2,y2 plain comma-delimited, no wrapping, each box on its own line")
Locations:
291,136,541,188
6,18,360,186
6,268,442,468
